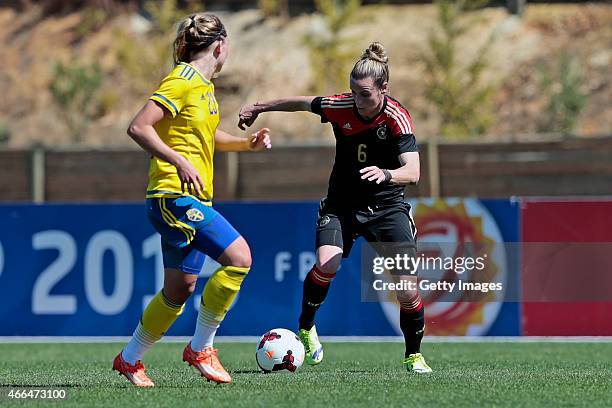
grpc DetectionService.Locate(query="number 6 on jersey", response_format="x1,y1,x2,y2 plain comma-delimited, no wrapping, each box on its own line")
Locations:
357,143,367,162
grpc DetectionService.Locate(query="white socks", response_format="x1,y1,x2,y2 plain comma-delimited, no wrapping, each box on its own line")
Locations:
121,323,160,365
190,305,221,351
122,303,224,362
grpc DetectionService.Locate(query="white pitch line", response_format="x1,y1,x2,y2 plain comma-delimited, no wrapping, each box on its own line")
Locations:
0,336,611,343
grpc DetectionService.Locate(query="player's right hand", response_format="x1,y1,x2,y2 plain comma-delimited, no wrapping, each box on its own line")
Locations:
174,156,205,196
238,104,260,130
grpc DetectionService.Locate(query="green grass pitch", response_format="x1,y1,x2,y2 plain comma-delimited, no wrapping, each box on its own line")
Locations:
1,342,611,407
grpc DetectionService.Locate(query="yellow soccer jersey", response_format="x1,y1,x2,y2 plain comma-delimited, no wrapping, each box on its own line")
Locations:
147,62,220,202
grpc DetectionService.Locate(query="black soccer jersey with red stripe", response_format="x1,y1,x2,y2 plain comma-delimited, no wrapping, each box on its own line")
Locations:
311,93,418,209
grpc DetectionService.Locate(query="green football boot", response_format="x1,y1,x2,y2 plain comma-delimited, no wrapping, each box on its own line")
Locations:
403,353,433,373
298,326,324,365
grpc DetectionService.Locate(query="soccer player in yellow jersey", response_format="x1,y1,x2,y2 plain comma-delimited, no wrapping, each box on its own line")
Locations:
112,13,271,387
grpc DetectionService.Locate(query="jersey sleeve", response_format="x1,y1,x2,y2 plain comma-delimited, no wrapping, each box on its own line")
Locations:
387,103,418,153
310,97,328,123
311,94,353,125
150,76,189,118
396,133,418,153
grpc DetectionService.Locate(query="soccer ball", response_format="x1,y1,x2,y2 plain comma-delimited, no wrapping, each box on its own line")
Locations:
255,328,305,373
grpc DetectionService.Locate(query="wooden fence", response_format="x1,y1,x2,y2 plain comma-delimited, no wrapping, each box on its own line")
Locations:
1,136,611,202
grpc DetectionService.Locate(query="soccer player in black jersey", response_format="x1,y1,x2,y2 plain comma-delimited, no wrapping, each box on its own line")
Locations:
238,42,431,373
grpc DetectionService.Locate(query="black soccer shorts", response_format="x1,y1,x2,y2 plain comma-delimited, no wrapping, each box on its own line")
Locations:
315,197,417,258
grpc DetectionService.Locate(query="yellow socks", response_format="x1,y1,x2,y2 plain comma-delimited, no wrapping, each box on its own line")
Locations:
122,290,184,364
191,266,250,351
141,290,185,337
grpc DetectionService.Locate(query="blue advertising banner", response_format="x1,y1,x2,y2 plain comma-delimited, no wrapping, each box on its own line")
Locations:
0,199,519,336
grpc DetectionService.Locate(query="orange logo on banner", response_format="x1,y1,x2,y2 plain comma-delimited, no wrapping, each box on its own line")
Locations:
378,198,507,336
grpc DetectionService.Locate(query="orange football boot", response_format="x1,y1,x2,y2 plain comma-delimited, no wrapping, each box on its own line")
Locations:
112,352,154,387
182,343,232,384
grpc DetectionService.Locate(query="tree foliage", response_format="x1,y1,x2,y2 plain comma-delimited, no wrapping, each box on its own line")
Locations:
48,60,102,142
258,0,289,21
422,0,496,139
537,52,587,134
115,0,196,95
304,0,361,94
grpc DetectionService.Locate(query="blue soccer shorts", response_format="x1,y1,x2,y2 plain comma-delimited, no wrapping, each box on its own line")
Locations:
146,196,241,274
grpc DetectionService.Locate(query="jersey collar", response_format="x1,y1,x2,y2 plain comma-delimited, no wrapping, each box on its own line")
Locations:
179,62,212,85
353,96,387,124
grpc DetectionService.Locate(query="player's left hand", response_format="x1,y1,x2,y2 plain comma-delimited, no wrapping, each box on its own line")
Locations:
248,128,272,152
360,166,389,184
238,104,260,130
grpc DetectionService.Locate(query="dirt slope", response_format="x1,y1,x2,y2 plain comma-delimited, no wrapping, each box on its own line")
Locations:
0,3,610,147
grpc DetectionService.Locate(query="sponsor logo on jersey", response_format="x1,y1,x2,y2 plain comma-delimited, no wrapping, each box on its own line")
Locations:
343,122,352,130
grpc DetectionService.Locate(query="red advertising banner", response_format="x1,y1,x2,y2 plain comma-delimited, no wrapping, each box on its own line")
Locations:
521,199,612,335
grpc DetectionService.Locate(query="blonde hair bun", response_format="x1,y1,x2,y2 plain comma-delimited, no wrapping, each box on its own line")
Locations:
173,13,226,65
362,42,388,64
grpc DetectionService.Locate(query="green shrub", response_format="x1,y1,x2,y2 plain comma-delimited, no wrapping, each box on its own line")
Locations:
48,59,102,142
0,123,10,147
305,0,361,94
537,52,587,134
258,0,289,20
115,0,192,95
75,7,110,39
421,0,496,139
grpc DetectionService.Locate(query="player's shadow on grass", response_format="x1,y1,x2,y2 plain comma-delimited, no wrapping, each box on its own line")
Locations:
0,383,83,387
229,369,376,374
321,369,379,374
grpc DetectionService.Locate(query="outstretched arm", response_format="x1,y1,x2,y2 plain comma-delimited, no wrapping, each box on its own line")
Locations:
238,96,316,130
215,128,271,152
